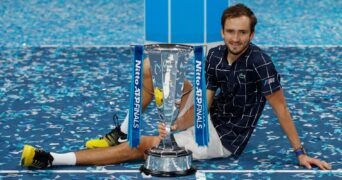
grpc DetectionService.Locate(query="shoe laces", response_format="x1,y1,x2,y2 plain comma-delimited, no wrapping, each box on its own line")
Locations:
97,112,119,141
112,113,119,127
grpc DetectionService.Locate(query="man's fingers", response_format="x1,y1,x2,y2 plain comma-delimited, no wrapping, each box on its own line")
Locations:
312,159,327,170
158,123,165,128
299,157,312,169
158,122,167,140
316,163,326,170
317,160,332,170
171,124,177,131
306,163,312,169
302,157,332,170
323,161,332,170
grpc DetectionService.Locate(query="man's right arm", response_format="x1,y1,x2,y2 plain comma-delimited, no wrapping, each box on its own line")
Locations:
206,89,215,110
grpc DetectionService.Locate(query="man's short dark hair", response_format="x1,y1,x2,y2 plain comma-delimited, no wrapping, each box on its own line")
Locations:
221,3,257,33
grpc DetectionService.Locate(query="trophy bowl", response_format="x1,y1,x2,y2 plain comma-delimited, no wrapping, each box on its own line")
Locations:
139,44,196,177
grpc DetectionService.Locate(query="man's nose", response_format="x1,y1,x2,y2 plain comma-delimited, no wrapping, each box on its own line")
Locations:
232,33,240,41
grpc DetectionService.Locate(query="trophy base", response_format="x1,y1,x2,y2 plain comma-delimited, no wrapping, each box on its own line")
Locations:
140,147,196,177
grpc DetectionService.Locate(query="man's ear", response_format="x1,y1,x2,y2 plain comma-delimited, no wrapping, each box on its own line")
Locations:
249,31,255,41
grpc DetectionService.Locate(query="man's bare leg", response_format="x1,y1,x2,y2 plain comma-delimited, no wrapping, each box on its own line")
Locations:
21,135,162,168
76,136,161,165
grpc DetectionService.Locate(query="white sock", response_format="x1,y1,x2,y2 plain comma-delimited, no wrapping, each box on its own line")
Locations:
120,111,129,134
51,152,76,166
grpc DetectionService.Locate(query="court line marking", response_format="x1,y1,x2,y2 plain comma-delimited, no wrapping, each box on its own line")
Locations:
2,44,341,48
0,169,341,174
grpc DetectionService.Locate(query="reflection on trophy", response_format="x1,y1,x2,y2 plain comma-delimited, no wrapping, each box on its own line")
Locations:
140,44,196,177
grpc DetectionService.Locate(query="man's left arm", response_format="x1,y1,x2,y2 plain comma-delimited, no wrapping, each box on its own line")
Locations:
266,89,331,170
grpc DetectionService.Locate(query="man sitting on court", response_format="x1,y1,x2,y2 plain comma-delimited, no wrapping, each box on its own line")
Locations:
20,3,331,170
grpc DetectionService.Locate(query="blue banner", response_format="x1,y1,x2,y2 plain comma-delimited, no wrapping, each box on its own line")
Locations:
194,46,209,146
128,45,144,148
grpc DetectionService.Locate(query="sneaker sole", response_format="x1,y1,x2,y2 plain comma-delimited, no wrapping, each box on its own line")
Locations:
21,145,35,166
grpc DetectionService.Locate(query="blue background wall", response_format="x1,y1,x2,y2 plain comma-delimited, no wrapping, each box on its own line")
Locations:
0,0,341,46
145,0,228,44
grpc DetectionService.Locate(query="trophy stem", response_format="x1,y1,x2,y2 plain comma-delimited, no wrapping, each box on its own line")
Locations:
158,125,176,149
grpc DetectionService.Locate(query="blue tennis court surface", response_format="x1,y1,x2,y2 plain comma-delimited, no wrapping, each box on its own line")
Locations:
0,46,341,179
0,0,341,179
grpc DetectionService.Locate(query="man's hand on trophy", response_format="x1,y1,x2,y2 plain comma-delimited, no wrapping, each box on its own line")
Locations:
158,123,167,140
158,123,177,140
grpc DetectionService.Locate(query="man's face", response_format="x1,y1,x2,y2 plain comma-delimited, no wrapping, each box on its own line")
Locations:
221,16,254,56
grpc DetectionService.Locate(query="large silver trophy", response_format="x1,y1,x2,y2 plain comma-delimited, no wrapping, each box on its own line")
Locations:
140,44,196,177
